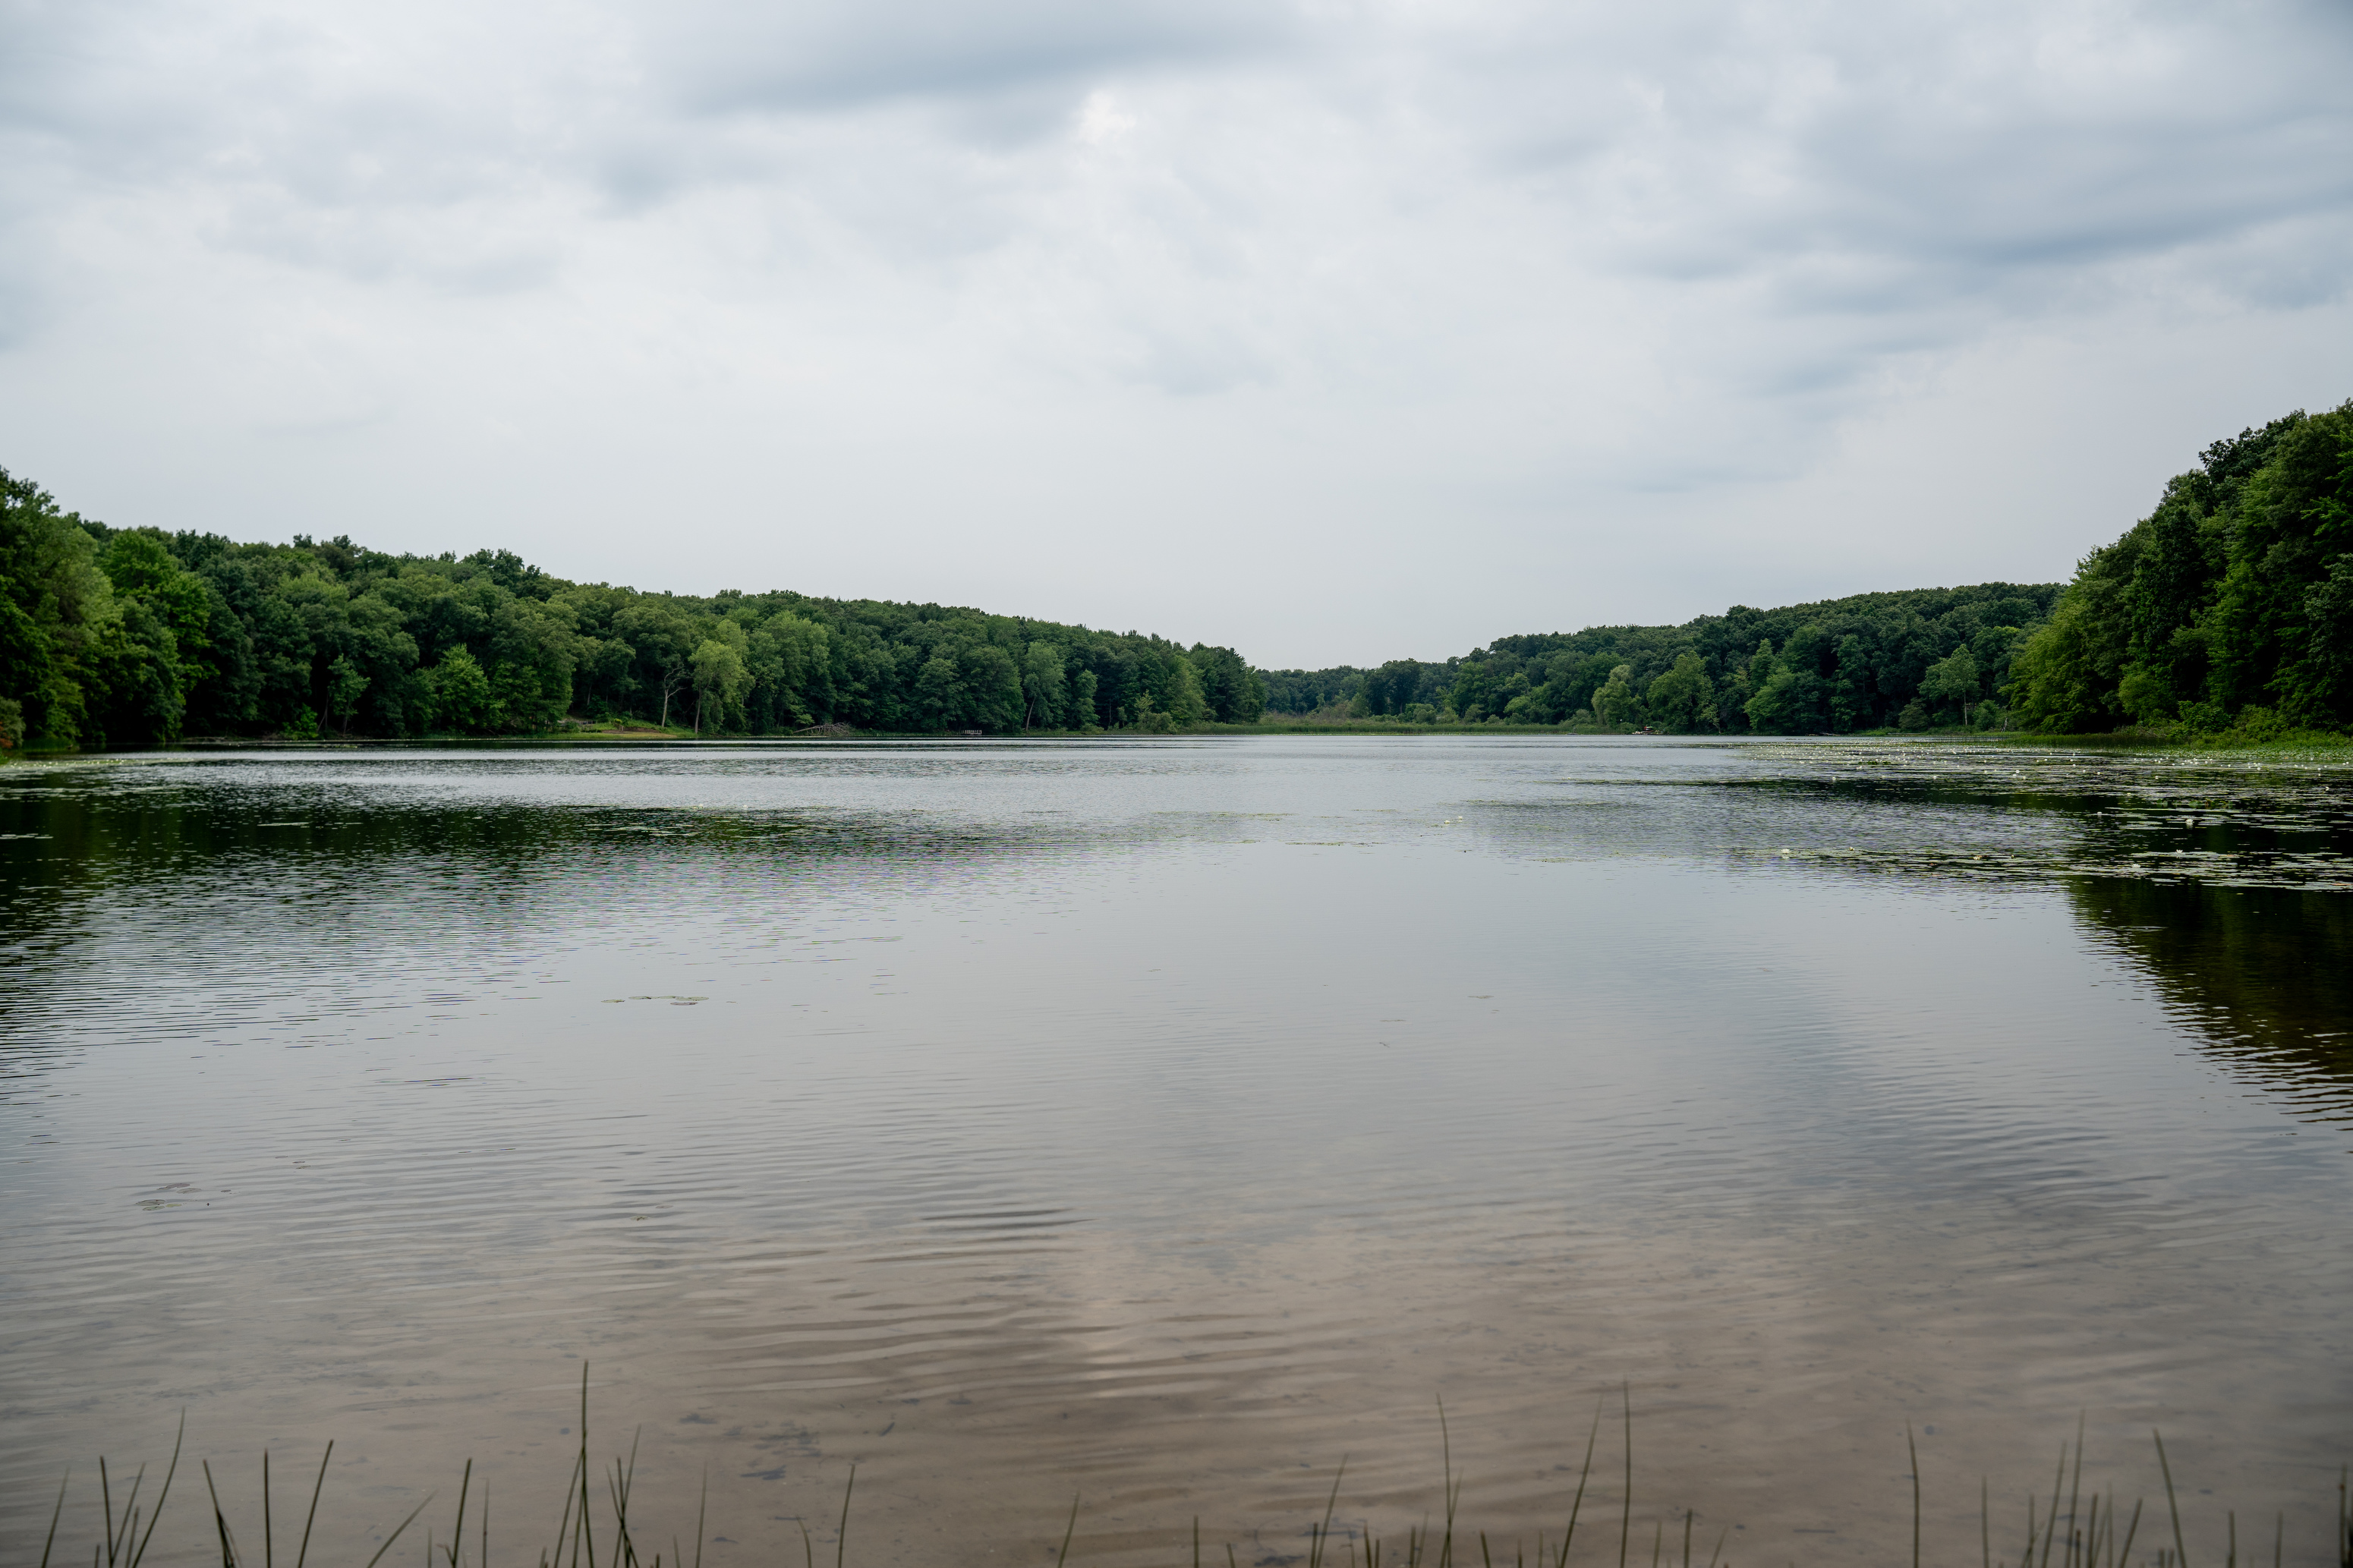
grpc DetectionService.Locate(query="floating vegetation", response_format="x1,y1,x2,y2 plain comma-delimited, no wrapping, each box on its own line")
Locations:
1514,740,2353,896
1772,744,2353,893
1736,841,2353,894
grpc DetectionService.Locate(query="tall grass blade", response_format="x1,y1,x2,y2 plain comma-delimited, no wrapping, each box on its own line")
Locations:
1441,1400,1459,1568
1053,1491,1079,1568
607,1459,637,1568
2068,1418,2086,1568
835,1464,856,1568
1909,1425,1922,1568
547,1453,580,1568
2156,1432,2188,1568
294,1443,332,1568
1560,1397,1604,1568
577,1368,596,1568
129,1412,184,1568
106,1461,146,1568
2040,1446,2066,1568
41,1468,70,1568
449,1459,474,1568
1311,1459,1348,1568
2117,1500,2144,1568
202,1460,245,1568
361,1493,436,1568
1620,1384,1633,1568
103,1459,144,1568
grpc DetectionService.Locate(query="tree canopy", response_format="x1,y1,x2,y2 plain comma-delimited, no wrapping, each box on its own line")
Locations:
1263,401,2353,738
2005,401,2353,736
0,468,1264,745
1262,581,2062,734
12,400,2343,748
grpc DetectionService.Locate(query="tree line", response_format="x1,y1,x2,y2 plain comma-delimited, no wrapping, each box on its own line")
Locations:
1264,400,2351,738
1262,581,2063,733
11,398,2342,748
2005,401,2353,737
0,468,1265,746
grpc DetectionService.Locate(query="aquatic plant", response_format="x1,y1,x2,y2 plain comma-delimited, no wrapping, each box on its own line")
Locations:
32,1376,2353,1568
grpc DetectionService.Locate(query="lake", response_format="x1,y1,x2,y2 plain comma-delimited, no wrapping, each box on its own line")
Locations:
3,735,2350,1568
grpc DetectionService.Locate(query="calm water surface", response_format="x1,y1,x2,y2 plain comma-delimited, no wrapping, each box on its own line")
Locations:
3,735,2350,1566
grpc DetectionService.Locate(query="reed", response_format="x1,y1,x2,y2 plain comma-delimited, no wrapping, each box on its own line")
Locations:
31,1379,2353,1568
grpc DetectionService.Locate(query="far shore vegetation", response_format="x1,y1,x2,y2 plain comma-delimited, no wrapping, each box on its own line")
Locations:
1262,401,2352,748
3,400,2346,754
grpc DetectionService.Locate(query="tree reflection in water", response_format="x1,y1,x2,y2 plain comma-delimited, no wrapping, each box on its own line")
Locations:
2070,874,2353,1124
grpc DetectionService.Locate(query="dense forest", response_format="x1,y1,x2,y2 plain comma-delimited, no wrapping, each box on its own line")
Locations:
1266,401,2353,738
2005,401,2353,735
1263,580,2064,732
8,398,2344,748
0,468,1265,746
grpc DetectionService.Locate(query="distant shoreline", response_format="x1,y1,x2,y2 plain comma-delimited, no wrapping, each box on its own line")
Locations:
8,725,2346,757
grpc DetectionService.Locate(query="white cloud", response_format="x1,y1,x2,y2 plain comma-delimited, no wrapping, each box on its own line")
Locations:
1074,91,1137,146
0,0,2347,664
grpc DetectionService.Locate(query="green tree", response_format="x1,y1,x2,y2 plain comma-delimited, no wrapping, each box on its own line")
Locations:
1746,668,1806,733
1645,651,1715,732
0,468,119,745
427,647,493,733
691,637,751,734
2008,403,2353,734
1917,646,1980,722
1591,664,1640,729
325,654,370,735
1190,644,1267,723
1154,652,1208,727
1022,641,1067,728
2292,554,2353,724
1066,667,1100,729
915,656,962,728
101,532,213,712
1829,636,1872,732
614,600,698,728
959,643,1025,731
1449,658,1500,723
94,600,187,744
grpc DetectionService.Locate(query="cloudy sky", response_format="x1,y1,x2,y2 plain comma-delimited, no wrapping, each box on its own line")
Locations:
2,0,2348,666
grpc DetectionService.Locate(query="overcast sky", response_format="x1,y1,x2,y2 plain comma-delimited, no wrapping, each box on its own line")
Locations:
2,0,2348,667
